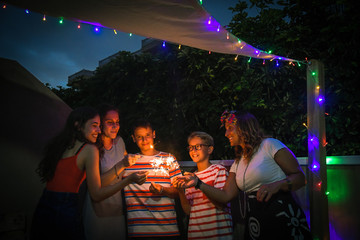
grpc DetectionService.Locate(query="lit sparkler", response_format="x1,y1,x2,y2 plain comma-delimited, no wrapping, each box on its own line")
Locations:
150,154,179,176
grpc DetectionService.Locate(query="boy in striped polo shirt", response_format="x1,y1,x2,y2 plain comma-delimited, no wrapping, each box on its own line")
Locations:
123,119,182,239
176,131,233,240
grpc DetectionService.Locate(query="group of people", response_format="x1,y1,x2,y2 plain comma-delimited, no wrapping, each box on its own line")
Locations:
30,105,312,240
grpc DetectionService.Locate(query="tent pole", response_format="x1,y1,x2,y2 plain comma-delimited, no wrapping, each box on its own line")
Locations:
307,59,329,239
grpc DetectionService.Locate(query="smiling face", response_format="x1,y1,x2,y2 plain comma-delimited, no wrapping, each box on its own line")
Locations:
102,110,120,140
225,121,241,146
188,136,213,164
81,115,101,143
132,126,155,154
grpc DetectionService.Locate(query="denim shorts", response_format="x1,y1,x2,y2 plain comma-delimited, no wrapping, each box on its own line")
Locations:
30,189,85,240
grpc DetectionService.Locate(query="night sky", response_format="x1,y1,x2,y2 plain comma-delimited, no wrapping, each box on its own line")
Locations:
0,0,244,88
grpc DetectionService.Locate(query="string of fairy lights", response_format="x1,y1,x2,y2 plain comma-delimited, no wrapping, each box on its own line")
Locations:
305,60,329,196
2,1,328,195
2,1,305,66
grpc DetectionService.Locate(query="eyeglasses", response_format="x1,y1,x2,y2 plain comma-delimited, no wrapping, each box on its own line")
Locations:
187,144,211,151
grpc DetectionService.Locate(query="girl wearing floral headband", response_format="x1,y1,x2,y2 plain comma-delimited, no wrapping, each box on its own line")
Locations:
174,110,312,240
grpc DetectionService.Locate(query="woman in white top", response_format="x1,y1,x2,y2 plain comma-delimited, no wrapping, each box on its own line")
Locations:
83,104,146,240
174,110,312,240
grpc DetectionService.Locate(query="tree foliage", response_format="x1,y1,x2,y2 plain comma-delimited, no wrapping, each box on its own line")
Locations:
228,0,360,155
49,0,359,160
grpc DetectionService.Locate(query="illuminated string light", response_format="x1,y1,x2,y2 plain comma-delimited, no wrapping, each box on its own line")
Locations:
312,164,319,171
162,41,166,47
309,135,319,149
317,96,324,104
6,3,303,68
304,64,327,194
276,60,279,67
234,55,238,61
178,44,181,49
303,122,308,129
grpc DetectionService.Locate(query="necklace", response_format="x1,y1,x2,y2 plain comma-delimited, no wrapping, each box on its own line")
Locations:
238,160,249,219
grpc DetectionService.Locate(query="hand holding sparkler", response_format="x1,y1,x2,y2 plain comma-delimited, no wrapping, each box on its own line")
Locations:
172,172,198,188
128,171,149,185
123,154,141,167
149,182,164,194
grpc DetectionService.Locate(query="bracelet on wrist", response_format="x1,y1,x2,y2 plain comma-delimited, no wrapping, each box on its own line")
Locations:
195,178,203,189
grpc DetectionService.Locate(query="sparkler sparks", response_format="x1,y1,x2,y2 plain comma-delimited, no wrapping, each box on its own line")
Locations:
150,154,179,176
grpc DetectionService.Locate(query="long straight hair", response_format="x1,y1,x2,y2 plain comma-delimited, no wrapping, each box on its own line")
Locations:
36,106,99,182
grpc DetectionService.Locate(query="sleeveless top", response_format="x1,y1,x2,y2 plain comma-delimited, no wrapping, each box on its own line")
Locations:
91,136,126,217
82,137,127,240
46,143,87,193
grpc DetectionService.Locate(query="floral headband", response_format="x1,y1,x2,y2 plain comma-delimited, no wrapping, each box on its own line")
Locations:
220,110,237,127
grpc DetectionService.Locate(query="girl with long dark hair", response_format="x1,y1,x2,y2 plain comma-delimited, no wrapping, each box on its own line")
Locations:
31,106,146,240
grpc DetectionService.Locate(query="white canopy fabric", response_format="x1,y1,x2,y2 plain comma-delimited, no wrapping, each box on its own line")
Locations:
6,0,296,62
